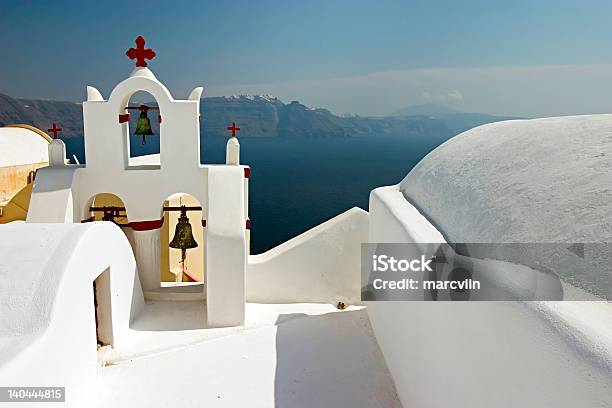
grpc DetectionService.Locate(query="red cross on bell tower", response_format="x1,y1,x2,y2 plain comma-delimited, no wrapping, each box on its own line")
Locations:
47,122,62,139
126,36,156,68
226,122,241,138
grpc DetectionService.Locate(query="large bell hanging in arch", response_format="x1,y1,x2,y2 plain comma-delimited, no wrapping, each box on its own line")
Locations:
169,211,198,250
133,105,154,145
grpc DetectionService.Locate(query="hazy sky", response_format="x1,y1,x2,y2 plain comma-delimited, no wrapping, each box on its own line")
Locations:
2,0,612,117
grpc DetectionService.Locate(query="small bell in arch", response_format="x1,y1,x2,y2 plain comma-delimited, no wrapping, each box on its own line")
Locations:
169,207,199,280
133,105,154,145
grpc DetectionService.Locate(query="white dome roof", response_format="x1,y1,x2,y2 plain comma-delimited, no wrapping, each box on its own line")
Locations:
0,125,50,167
400,114,612,244
400,115,612,298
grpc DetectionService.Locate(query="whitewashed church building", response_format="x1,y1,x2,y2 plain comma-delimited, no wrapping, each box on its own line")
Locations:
0,37,610,407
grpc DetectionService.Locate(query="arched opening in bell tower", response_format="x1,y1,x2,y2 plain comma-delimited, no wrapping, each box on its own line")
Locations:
122,90,162,168
86,193,129,226
160,193,205,285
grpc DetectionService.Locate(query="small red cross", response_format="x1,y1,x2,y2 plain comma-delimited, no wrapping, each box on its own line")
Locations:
47,122,62,139
226,122,241,137
126,36,156,68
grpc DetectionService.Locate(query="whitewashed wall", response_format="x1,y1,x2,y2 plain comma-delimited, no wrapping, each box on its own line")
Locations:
27,165,79,223
206,166,247,327
0,223,144,406
247,207,368,305
366,184,612,408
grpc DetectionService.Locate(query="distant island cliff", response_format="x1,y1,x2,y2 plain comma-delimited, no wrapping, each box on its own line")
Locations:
0,92,517,139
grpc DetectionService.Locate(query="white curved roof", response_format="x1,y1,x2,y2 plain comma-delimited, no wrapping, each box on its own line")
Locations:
399,114,612,297
400,114,612,244
0,126,50,167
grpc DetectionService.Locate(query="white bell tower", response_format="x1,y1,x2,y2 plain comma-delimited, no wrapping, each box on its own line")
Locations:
27,36,250,327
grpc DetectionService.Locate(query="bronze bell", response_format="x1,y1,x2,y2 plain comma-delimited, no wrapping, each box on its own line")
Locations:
133,105,154,145
169,210,198,250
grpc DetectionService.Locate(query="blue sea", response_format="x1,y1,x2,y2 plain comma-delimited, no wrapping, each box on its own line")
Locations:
63,134,452,254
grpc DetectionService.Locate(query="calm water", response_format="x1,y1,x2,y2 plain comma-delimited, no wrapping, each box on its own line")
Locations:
63,134,451,253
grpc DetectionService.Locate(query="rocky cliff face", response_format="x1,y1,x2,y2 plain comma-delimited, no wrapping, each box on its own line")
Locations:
201,97,453,138
0,92,454,139
0,93,83,137
201,95,283,138
278,101,348,138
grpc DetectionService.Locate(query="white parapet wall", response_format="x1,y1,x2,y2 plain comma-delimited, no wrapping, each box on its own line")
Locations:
247,207,368,305
366,184,612,408
206,165,247,327
0,223,144,405
27,165,79,223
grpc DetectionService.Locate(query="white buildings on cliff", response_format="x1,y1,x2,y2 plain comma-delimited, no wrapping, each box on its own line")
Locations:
0,37,610,407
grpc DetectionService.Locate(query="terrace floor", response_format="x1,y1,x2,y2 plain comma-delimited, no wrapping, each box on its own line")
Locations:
83,302,402,408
